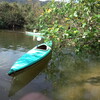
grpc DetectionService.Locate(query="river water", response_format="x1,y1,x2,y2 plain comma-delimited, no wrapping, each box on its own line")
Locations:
0,30,100,100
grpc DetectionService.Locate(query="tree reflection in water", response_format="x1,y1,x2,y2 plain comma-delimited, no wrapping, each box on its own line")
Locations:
45,50,100,100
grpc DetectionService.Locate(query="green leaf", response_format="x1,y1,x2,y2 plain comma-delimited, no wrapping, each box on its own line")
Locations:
95,14,100,18
74,11,78,17
82,23,86,28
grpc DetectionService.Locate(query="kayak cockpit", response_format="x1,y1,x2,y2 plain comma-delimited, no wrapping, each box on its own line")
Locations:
36,45,47,50
35,45,50,50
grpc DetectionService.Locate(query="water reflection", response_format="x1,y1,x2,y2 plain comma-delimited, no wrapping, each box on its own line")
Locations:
47,53,100,100
0,30,38,50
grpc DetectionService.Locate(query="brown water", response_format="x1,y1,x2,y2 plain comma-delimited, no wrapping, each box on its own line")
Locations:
0,30,100,100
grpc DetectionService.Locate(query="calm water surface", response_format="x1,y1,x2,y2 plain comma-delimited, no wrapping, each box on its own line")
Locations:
0,30,100,100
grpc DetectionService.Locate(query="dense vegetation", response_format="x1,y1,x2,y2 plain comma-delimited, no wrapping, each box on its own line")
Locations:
0,0,99,55
0,1,36,29
0,2,24,29
36,0,100,55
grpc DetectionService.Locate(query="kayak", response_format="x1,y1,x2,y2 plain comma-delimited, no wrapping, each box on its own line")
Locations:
8,41,52,76
25,31,45,38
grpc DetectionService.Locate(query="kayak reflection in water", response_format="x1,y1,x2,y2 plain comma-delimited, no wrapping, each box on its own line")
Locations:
19,92,52,100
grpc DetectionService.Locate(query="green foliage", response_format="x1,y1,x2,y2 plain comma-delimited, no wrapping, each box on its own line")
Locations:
0,1,43,30
0,2,25,29
34,0,100,55
24,2,43,30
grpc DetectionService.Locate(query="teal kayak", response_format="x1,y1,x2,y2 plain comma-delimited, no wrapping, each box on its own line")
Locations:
8,41,52,76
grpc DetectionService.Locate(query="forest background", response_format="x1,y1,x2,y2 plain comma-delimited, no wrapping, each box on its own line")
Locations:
0,0,99,55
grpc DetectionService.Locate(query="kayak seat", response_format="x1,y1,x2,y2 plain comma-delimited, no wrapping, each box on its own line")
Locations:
36,45,47,50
